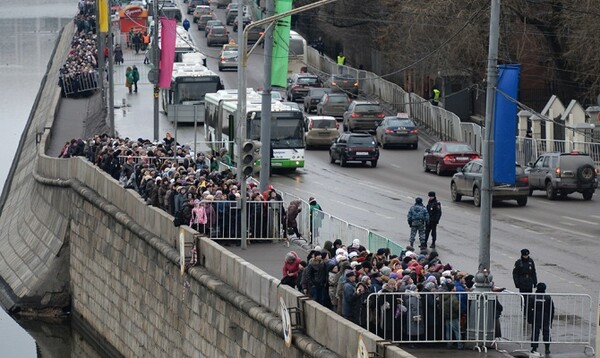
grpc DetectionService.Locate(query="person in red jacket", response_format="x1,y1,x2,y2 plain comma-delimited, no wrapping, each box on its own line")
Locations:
281,251,302,289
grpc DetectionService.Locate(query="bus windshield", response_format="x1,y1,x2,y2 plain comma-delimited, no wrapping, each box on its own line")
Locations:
248,114,304,148
289,38,304,58
175,81,221,103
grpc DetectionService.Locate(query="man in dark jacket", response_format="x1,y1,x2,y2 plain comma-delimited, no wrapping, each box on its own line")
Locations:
425,191,442,248
513,248,538,316
528,283,554,355
302,252,327,305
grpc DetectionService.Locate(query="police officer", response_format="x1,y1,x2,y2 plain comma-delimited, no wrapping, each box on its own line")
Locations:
528,282,554,355
512,248,538,293
425,191,442,248
431,88,441,106
407,197,429,249
513,248,538,317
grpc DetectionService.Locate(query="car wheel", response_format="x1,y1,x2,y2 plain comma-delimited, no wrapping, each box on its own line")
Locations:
436,162,443,176
545,181,556,200
343,123,348,132
516,197,528,206
413,142,418,150
582,190,594,200
329,153,335,163
371,160,378,168
340,156,347,167
473,187,481,207
528,188,534,196
450,182,462,202
423,159,430,172
577,164,595,183
218,66,223,72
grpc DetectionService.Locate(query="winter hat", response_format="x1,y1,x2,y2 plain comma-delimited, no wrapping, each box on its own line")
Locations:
352,239,360,247
401,275,412,283
335,248,346,256
406,284,417,291
428,191,436,197
536,282,547,293
360,275,370,284
521,248,530,256
314,246,322,252
361,261,372,270
389,272,399,279
336,254,346,263
441,270,452,278
348,252,359,259
380,266,392,276
345,270,356,278
285,252,296,261
350,261,361,268
415,197,423,204
424,282,436,291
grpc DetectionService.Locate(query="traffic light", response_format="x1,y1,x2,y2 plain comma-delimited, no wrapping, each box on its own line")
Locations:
241,140,261,177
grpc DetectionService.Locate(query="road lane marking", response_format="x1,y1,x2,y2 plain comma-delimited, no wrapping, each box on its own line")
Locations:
558,221,575,226
562,216,597,225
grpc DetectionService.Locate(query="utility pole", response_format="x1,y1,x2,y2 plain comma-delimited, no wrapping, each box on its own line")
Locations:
152,0,160,141
237,0,339,249
107,2,115,137
478,0,500,275
259,0,275,193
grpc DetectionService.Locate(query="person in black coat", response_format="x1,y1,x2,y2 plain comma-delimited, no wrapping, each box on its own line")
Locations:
425,191,442,248
513,248,538,315
527,283,554,355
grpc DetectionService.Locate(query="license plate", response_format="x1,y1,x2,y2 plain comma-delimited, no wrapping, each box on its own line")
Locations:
396,130,408,134
457,157,468,161
356,152,368,155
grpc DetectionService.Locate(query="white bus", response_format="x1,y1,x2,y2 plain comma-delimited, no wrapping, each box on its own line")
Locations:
162,53,223,123
205,89,306,169
288,30,308,75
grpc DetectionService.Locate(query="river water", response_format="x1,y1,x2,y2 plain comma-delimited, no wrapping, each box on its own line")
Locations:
0,0,104,356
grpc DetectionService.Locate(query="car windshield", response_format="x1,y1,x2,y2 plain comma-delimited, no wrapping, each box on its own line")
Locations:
327,95,348,103
309,88,328,96
355,104,382,113
311,119,336,128
222,50,237,58
446,143,474,152
348,136,375,145
297,77,319,85
387,119,415,127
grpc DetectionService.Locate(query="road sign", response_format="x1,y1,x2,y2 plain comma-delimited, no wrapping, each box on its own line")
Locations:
148,68,159,84
357,334,368,358
279,297,292,348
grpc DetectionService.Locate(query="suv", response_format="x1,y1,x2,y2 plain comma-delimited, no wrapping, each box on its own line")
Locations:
305,116,339,149
286,73,323,102
329,132,379,167
342,100,385,132
527,152,598,200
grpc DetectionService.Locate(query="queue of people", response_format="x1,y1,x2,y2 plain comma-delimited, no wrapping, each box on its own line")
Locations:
282,244,553,354
59,1,99,98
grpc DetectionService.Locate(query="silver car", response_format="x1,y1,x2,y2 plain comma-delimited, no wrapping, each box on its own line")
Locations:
218,48,238,71
316,92,351,120
304,116,340,149
206,26,229,47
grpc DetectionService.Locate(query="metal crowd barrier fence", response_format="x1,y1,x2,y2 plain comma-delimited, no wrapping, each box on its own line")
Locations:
59,71,99,97
364,291,593,354
191,200,285,241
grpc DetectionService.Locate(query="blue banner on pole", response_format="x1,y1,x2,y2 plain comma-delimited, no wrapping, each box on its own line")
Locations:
493,64,520,184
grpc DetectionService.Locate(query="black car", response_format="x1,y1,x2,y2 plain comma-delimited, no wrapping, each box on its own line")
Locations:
303,87,331,113
329,132,379,168
286,73,323,102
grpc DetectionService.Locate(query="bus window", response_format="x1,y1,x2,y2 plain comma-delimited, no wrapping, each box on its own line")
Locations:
289,38,304,57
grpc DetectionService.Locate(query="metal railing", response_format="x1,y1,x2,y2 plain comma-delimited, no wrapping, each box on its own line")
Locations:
58,71,99,97
364,291,594,354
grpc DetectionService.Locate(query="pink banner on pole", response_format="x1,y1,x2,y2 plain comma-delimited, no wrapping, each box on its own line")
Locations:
159,18,177,88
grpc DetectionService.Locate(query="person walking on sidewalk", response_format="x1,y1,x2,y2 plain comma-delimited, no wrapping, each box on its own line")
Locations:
125,66,133,94
425,191,442,248
131,65,140,93
183,18,190,32
407,197,429,249
114,44,123,65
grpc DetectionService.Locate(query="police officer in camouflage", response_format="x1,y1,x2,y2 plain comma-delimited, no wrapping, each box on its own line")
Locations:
407,197,429,249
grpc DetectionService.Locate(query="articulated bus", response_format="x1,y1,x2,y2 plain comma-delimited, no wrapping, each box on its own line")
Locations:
205,89,305,169
162,52,223,123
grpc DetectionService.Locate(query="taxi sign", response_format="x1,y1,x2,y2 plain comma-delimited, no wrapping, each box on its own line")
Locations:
280,297,292,347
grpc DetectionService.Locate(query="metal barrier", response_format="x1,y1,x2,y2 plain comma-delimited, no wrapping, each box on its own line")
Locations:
59,71,99,97
191,200,285,241
364,291,594,354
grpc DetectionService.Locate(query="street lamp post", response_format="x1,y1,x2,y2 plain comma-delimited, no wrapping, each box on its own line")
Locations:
236,0,338,249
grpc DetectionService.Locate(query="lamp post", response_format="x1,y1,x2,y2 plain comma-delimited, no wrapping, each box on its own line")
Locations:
236,0,338,249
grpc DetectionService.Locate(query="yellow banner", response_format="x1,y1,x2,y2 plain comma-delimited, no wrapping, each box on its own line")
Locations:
98,0,109,33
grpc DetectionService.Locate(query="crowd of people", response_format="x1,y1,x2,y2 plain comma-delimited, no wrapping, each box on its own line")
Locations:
57,130,555,354
63,133,291,240
58,0,99,98
281,243,553,354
